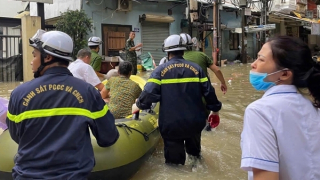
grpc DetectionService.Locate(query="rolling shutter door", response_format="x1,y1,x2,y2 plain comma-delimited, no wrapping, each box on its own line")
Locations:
141,22,169,65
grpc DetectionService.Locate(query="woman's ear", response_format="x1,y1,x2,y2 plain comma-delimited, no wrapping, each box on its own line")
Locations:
279,69,293,82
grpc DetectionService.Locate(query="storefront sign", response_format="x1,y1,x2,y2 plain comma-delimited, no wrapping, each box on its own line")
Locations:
134,28,140,33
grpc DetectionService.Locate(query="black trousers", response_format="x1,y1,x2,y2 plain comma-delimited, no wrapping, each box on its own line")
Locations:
163,133,201,165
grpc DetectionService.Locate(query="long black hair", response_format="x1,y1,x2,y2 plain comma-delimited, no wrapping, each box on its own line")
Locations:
268,36,320,108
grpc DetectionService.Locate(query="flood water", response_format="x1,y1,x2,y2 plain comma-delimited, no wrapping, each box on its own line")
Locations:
131,64,262,180
0,64,262,180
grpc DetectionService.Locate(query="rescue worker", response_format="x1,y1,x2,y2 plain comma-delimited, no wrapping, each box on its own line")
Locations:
125,31,142,75
134,34,222,165
6,29,119,180
158,34,227,93
180,33,227,94
88,36,107,79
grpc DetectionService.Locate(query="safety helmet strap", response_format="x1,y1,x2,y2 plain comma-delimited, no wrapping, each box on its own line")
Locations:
32,40,48,78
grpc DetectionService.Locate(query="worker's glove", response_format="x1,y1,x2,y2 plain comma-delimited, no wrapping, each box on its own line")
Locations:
103,74,109,80
132,103,140,114
205,111,220,131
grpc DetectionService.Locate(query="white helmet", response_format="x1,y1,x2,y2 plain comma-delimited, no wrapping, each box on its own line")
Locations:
29,30,74,62
180,33,193,46
163,34,187,52
88,36,102,46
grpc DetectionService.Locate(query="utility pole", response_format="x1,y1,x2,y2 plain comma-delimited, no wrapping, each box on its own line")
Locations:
239,0,247,63
260,0,270,45
217,0,222,66
212,0,218,65
241,7,246,63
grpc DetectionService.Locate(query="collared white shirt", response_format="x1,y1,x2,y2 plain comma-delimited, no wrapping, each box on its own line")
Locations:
241,85,320,180
159,57,168,65
68,59,101,87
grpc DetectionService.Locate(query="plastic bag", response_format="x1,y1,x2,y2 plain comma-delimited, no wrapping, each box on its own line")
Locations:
0,98,8,130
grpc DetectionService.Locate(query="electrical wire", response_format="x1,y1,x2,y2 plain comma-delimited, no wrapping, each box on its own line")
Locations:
252,0,274,11
101,9,117,21
92,0,103,6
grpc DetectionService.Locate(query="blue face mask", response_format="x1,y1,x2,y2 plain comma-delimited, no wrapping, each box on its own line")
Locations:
249,70,286,91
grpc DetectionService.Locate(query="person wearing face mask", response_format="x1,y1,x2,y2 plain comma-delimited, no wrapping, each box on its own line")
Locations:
5,30,119,180
241,36,320,180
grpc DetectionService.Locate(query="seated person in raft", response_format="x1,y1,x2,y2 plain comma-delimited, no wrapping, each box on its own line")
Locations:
105,69,119,80
103,69,119,102
68,48,104,91
100,61,142,119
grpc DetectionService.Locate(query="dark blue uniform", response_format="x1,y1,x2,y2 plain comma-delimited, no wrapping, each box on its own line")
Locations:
136,56,221,164
6,67,119,180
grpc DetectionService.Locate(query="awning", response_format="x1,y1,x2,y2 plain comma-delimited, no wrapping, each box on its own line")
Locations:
231,24,276,33
14,11,30,19
269,12,317,26
139,14,175,23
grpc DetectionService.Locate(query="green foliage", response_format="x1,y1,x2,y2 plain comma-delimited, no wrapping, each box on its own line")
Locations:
55,9,92,59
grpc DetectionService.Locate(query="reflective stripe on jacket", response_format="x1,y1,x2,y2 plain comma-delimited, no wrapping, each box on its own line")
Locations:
137,56,221,139
6,67,119,180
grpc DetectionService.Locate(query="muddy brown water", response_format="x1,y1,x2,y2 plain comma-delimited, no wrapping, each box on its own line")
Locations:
130,64,262,180
0,64,262,180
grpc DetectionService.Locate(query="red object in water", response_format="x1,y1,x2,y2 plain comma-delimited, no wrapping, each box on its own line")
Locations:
208,114,220,128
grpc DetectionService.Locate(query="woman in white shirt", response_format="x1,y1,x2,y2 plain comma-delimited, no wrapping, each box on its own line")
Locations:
241,36,320,180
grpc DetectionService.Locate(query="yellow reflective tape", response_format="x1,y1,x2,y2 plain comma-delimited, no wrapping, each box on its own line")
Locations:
162,77,208,84
147,78,161,85
147,77,208,85
200,77,208,82
7,104,109,123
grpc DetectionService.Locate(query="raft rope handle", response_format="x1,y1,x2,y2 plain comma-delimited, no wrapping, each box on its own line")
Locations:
116,123,149,141
146,127,159,137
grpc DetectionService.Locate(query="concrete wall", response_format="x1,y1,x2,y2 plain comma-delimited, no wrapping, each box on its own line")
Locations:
28,0,258,61
30,0,81,19
21,16,41,82
29,0,186,56
82,0,185,54
0,1,28,17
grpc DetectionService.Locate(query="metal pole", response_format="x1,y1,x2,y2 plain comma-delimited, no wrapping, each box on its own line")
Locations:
261,0,267,44
217,1,222,67
37,3,45,30
241,7,246,63
213,1,218,65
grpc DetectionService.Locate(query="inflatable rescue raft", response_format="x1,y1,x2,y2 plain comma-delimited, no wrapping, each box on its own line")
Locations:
0,75,160,180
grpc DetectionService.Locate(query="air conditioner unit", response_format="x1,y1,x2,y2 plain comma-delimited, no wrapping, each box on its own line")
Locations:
118,0,132,12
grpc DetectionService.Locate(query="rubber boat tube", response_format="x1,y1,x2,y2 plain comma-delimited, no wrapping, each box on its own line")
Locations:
0,75,160,180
